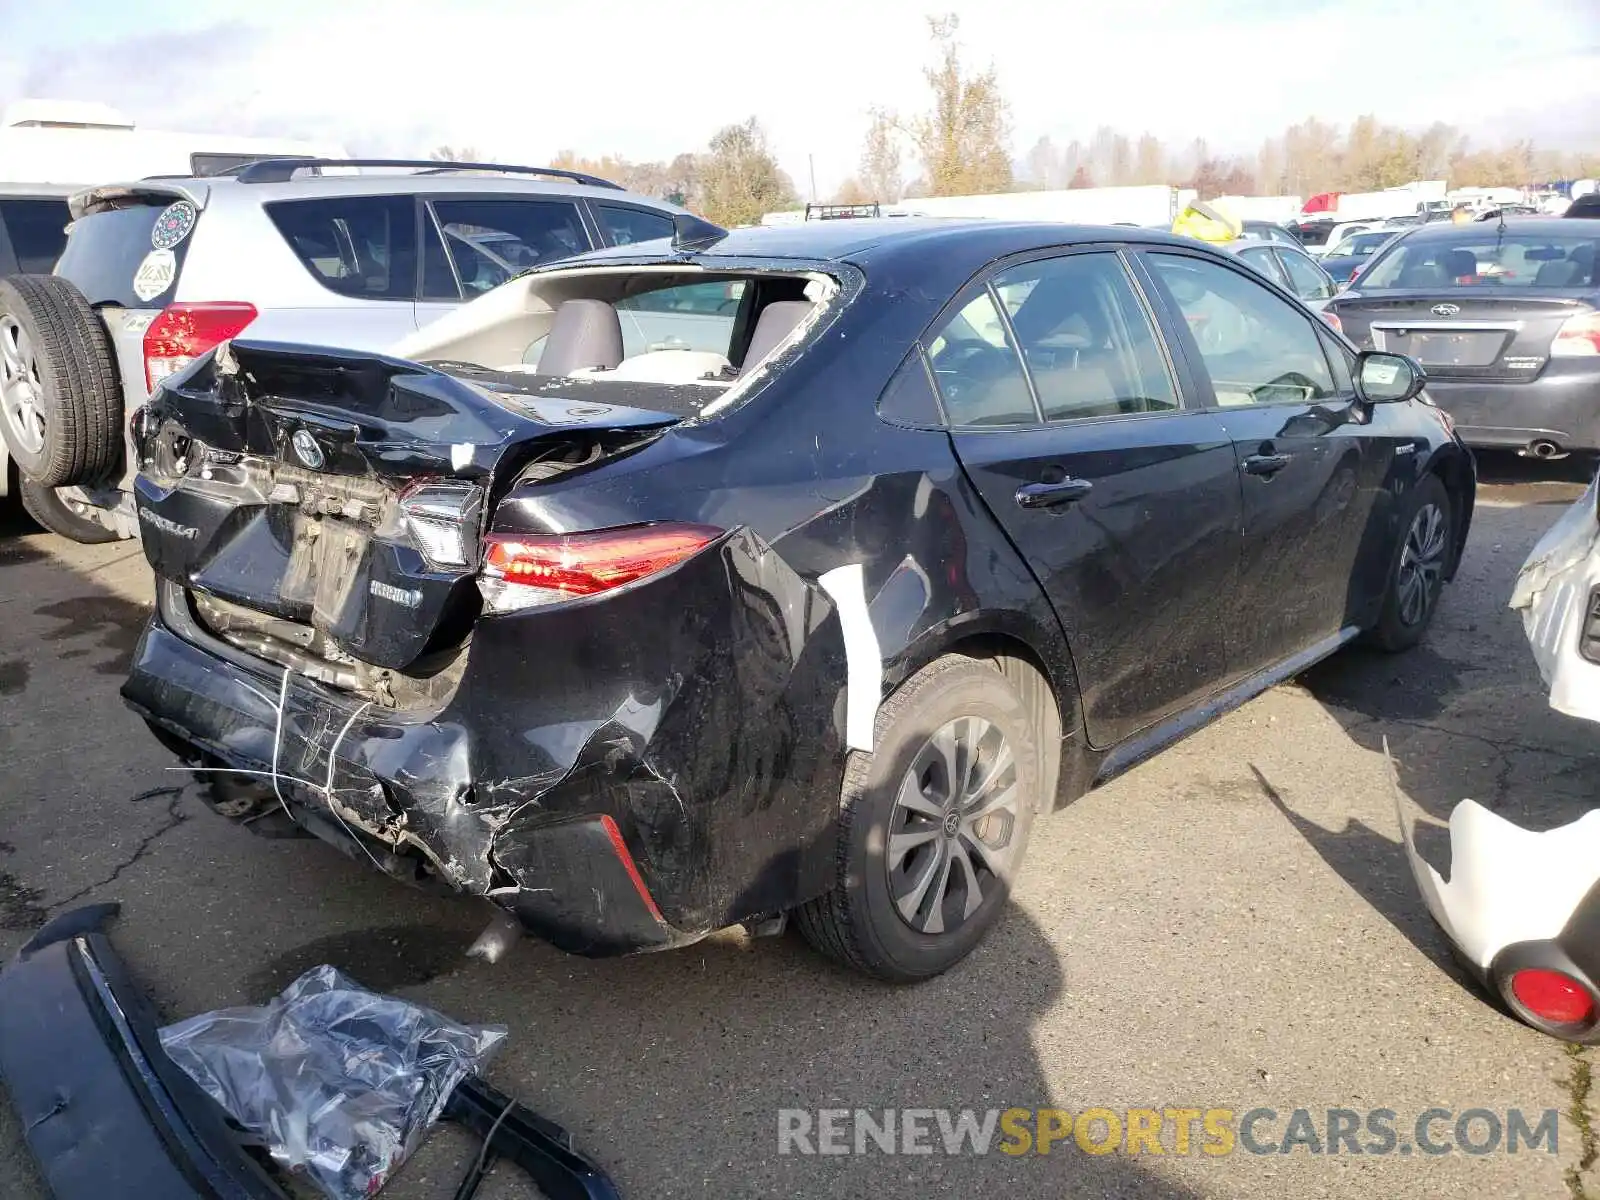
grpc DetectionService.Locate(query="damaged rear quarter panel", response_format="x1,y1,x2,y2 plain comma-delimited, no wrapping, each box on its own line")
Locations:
460,527,849,935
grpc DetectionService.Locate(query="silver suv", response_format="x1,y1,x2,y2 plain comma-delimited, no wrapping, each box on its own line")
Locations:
0,158,688,541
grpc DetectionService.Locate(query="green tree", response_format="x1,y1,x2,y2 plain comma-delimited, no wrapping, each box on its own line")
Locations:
859,110,904,202
902,14,1012,196
696,118,797,227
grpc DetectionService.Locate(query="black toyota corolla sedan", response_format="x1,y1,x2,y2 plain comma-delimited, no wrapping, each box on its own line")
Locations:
120,217,1475,980
1325,217,1600,457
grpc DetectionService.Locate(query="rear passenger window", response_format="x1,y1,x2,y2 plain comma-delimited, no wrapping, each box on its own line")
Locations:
266,195,416,301
596,205,674,247
0,199,70,273
925,292,1038,427
428,199,590,297
1237,245,1286,285
1148,253,1336,407
1278,249,1335,301
994,253,1179,421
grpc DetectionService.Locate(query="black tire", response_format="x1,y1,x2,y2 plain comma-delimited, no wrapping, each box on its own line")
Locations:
1368,473,1453,653
17,476,119,544
0,275,123,487
795,655,1042,982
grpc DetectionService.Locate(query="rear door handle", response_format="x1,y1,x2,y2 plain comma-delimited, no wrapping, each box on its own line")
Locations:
1015,478,1094,509
1243,453,1293,477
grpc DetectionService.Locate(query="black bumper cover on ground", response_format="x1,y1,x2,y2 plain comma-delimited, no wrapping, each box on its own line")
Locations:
0,904,623,1198
0,904,285,1199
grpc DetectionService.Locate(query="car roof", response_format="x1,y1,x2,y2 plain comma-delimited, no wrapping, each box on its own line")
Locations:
1403,217,1585,240
572,217,1200,266
0,182,75,198
73,170,684,214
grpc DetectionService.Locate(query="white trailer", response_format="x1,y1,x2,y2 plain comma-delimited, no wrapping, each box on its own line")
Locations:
884,184,1182,227
0,99,346,186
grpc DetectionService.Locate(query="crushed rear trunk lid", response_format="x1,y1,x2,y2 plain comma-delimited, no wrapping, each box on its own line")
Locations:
131,340,690,678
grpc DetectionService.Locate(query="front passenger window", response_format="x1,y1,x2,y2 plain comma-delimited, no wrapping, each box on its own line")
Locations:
1148,253,1336,407
925,292,1038,427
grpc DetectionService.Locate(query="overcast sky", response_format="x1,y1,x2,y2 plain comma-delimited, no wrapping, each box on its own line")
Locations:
2,0,1597,198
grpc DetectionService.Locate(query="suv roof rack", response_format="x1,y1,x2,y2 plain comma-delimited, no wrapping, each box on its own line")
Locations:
229,157,624,189
805,202,880,220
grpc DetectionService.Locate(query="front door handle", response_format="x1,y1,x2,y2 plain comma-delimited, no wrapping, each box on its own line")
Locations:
1243,453,1293,477
1015,478,1094,509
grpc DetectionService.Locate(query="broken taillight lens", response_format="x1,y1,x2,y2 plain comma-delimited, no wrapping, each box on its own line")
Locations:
1551,312,1600,358
143,302,258,390
398,480,482,570
480,523,722,610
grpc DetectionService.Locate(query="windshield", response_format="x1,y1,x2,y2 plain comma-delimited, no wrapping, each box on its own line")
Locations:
1356,230,1600,290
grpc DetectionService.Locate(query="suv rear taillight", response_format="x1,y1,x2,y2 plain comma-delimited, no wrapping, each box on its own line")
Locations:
143,302,258,389
480,523,722,612
1551,311,1600,358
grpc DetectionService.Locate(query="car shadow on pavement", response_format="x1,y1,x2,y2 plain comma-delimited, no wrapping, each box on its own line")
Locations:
402,903,1211,1199
1266,485,1600,994
0,509,1209,1199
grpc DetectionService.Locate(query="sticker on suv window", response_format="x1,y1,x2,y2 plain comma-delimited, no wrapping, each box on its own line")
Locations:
150,200,197,250
132,249,177,302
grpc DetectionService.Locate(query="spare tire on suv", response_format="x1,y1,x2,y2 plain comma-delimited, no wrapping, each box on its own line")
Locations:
0,275,123,488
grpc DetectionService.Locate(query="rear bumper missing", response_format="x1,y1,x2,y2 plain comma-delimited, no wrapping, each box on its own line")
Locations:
122,530,850,958
123,616,678,957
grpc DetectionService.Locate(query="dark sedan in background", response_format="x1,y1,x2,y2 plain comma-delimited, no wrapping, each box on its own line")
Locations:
1320,227,1406,287
1325,218,1600,457
119,218,1474,982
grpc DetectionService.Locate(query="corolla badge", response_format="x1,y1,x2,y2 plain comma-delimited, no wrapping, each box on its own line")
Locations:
1431,303,1461,317
290,429,325,470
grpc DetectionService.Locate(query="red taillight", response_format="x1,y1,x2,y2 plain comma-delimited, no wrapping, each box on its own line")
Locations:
1511,968,1595,1026
142,301,258,390
482,523,722,599
1552,312,1600,358
1320,311,1344,334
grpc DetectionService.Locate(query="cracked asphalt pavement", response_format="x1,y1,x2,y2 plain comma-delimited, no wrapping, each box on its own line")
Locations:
1,454,1597,1199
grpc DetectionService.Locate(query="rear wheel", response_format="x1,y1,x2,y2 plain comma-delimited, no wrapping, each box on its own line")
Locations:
1369,473,1453,652
795,655,1043,982
17,476,118,544
0,275,123,488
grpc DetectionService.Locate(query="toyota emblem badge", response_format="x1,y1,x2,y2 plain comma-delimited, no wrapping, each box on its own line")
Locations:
290,430,325,470
1431,303,1461,317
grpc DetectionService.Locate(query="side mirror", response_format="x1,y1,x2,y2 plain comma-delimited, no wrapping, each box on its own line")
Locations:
1356,351,1426,404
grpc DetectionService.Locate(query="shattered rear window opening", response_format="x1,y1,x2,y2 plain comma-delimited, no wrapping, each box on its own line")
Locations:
401,263,844,422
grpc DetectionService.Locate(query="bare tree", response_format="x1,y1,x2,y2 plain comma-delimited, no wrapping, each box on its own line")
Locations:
1025,135,1063,189
859,110,904,202
903,15,1013,196
1132,134,1166,186
697,117,797,227
832,177,873,204
430,145,482,162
